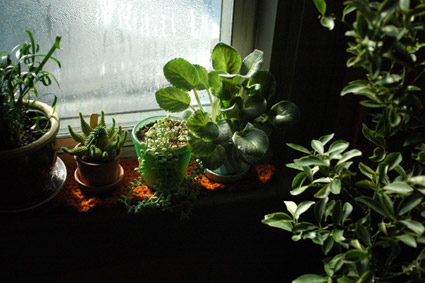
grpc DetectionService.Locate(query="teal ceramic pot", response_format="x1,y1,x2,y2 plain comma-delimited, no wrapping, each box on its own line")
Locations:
205,143,250,183
131,115,192,189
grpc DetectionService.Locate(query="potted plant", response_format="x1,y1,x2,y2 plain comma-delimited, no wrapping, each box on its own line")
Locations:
154,42,300,182
263,1,425,282
123,115,200,219
61,111,128,194
131,115,192,190
0,30,62,210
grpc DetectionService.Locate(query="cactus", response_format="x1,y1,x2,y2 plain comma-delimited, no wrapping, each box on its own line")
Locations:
61,111,128,163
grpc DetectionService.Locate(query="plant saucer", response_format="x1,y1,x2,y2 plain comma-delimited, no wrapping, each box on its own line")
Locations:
74,165,124,194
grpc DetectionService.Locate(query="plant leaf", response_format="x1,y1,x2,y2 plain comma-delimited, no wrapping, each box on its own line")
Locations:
216,119,233,143
198,144,225,169
313,0,327,15
284,201,297,217
384,182,414,196
397,234,417,248
246,70,276,100
194,64,209,90
312,139,325,155
232,128,269,157
295,156,330,167
293,274,328,283
187,110,218,140
163,58,199,90
155,87,191,113
328,140,349,155
187,132,217,157
211,42,241,74
294,201,315,220
268,100,300,129
287,143,311,154
356,196,390,218
336,149,362,165
262,212,293,232
240,49,263,77
343,249,368,263
399,219,425,235
330,179,342,194
319,133,334,146
398,195,423,216
242,94,267,120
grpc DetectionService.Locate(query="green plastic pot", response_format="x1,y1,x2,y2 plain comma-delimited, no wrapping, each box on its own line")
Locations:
131,115,192,189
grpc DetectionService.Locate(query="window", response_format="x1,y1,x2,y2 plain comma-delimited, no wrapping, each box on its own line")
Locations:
1,0,228,133
1,0,276,158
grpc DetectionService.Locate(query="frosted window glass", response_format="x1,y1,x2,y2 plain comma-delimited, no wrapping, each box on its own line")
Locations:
0,0,223,133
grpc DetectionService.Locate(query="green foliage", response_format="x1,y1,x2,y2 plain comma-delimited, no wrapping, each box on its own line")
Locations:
119,116,201,219
264,1,425,282
61,111,127,163
0,30,61,150
155,42,300,170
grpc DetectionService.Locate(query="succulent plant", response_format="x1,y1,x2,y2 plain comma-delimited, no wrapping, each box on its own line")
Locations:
62,111,128,163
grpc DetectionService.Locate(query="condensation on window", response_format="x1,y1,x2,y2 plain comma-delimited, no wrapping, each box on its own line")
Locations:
0,0,222,132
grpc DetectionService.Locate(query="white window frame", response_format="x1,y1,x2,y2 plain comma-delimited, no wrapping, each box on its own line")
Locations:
57,0,278,162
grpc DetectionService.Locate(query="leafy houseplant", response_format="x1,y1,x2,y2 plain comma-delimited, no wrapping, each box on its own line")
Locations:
61,111,127,192
263,1,425,282
155,42,300,181
0,30,62,209
122,115,199,219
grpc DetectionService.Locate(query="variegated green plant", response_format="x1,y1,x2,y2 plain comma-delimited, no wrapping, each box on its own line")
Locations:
263,1,425,283
61,111,127,163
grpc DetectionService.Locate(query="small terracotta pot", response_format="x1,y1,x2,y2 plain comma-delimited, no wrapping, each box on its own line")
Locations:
75,151,122,187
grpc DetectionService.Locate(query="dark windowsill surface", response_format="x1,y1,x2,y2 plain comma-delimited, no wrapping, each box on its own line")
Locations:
1,162,323,283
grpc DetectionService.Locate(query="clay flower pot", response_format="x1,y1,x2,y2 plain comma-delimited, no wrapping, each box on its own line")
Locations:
74,148,124,194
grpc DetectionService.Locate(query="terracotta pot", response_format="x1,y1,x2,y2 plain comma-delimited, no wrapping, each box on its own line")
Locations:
0,101,60,209
75,151,122,187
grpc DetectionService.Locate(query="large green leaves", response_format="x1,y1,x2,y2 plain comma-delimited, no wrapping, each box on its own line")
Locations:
246,70,276,100
187,110,219,141
211,43,241,74
269,100,300,128
242,94,267,120
163,58,199,91
199,144,226,170
155,87,191,113
232,128,269,158
194,64,209,90
240,49,263,77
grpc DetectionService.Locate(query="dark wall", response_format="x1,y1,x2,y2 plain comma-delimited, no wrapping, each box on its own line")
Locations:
269,1,360,165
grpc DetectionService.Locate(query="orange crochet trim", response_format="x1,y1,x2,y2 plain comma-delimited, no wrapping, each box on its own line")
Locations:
52,159,275,212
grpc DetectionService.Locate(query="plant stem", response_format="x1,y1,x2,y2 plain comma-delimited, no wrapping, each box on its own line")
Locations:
206,88,216,122
192,89,204,112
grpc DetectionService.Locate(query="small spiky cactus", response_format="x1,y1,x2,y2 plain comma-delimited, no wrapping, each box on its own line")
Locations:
61,111,128,163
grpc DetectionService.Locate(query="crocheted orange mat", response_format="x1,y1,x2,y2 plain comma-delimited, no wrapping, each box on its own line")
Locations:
52,159,275,212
